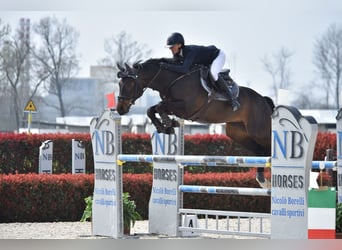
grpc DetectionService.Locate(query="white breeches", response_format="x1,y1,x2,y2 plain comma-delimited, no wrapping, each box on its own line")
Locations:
210,50,226,81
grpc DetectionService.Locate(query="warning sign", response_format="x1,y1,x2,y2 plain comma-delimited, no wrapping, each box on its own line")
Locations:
24,99,37,112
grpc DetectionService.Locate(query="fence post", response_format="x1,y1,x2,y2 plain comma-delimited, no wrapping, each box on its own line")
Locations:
270,105,318,239
90,109,123,238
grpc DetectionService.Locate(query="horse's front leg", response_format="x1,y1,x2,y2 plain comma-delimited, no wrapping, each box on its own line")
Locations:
147,105,167,133
155,102,181,129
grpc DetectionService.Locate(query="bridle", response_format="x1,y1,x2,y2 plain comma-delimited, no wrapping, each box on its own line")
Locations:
117,65,162,105
118,74,142,105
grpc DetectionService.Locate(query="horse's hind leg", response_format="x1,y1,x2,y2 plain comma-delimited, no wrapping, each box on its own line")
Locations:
159,113,180,128
245,124,272,189
226,122,271,188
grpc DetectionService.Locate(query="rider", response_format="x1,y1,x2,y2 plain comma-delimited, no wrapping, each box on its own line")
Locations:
161,32,240,112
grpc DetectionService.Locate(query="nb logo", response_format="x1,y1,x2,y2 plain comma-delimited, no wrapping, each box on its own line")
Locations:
152,131,178,155
272,130,304,159
92,130,115,155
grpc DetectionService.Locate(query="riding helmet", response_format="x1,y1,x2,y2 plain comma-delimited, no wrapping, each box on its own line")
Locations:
166,32,185,47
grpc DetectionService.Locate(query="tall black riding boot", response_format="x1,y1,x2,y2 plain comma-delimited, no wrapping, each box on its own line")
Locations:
215,76,240,111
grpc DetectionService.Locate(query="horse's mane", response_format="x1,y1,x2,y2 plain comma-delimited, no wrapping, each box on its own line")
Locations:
133,57,174,69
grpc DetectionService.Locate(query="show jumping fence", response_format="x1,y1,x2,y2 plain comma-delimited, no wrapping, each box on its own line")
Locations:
89,105,340,239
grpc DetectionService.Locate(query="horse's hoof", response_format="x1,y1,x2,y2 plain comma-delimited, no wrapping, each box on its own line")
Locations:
165,127,175,134
162,120,172,128
256,173,271,189
156,127,166,134
171,119,180,127
256,172,265,183
256,179,271,189
160,114,172,128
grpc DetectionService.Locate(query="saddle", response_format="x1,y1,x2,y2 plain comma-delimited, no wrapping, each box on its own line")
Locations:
200,67,239,102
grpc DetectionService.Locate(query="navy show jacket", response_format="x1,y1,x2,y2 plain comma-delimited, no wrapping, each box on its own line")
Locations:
166,45,220,74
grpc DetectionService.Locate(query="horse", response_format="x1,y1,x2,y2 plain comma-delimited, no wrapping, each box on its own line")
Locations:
116,58,275,188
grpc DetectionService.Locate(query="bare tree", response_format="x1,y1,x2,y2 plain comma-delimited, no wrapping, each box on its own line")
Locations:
261,47,294,104
98,31,152,81
0,30,31,130
0,19,10,94
0,20,51,131
293,81,327,109
32,16,80,117
313,23,342,109
0,19,9,44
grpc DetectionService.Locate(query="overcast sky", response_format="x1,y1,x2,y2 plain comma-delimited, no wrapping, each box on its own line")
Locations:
1,0,342,100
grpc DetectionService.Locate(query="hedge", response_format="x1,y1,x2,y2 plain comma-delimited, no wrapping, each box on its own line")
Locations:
0,133,250,174
0,170,274,222
0,131,337,222
0,132,336,174
0,170,333,223
0,173,94,222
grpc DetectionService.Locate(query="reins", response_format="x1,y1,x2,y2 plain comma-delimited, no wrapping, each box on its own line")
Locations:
120,64,163,103
118,62,201,105
147,67,162,89
160,68,201,100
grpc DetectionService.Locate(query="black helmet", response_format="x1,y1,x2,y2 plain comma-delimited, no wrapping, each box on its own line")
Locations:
166,32,184,47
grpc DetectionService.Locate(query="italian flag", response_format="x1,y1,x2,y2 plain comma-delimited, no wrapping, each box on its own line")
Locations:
308,187,336,239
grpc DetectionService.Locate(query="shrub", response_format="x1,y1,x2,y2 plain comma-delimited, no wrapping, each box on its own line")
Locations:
0,131,336,174
0,173,93,222
0,171,271,222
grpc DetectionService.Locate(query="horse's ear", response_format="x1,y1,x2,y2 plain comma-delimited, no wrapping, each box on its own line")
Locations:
117,63,125,72
117,71,125,78
125,63,134,73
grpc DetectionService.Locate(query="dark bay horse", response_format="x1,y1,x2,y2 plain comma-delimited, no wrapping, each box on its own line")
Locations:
116,58,275,188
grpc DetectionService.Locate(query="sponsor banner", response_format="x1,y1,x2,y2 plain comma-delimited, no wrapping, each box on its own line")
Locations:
270,106,318,239
149,119,184,236
39,140,53,174
148,161,182,236
90,109,123,238
72,139,86,174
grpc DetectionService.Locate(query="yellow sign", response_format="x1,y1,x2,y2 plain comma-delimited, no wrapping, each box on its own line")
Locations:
24,99,37,112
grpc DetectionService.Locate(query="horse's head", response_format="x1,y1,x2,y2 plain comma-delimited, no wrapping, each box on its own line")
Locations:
116,63,145,115
116,59,168,115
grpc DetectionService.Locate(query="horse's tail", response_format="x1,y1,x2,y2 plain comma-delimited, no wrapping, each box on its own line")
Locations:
263,96,275,111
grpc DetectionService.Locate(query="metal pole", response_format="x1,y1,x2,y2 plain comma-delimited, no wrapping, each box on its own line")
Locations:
27,111,32,134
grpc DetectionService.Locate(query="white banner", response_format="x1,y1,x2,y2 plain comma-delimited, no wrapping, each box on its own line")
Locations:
90,109,123,238
39,140,53,174
149,119,184,236
270,106,318,239
72,139,86,174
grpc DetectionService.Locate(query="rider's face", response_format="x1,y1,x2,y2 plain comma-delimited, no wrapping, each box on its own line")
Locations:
169,43,182,55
